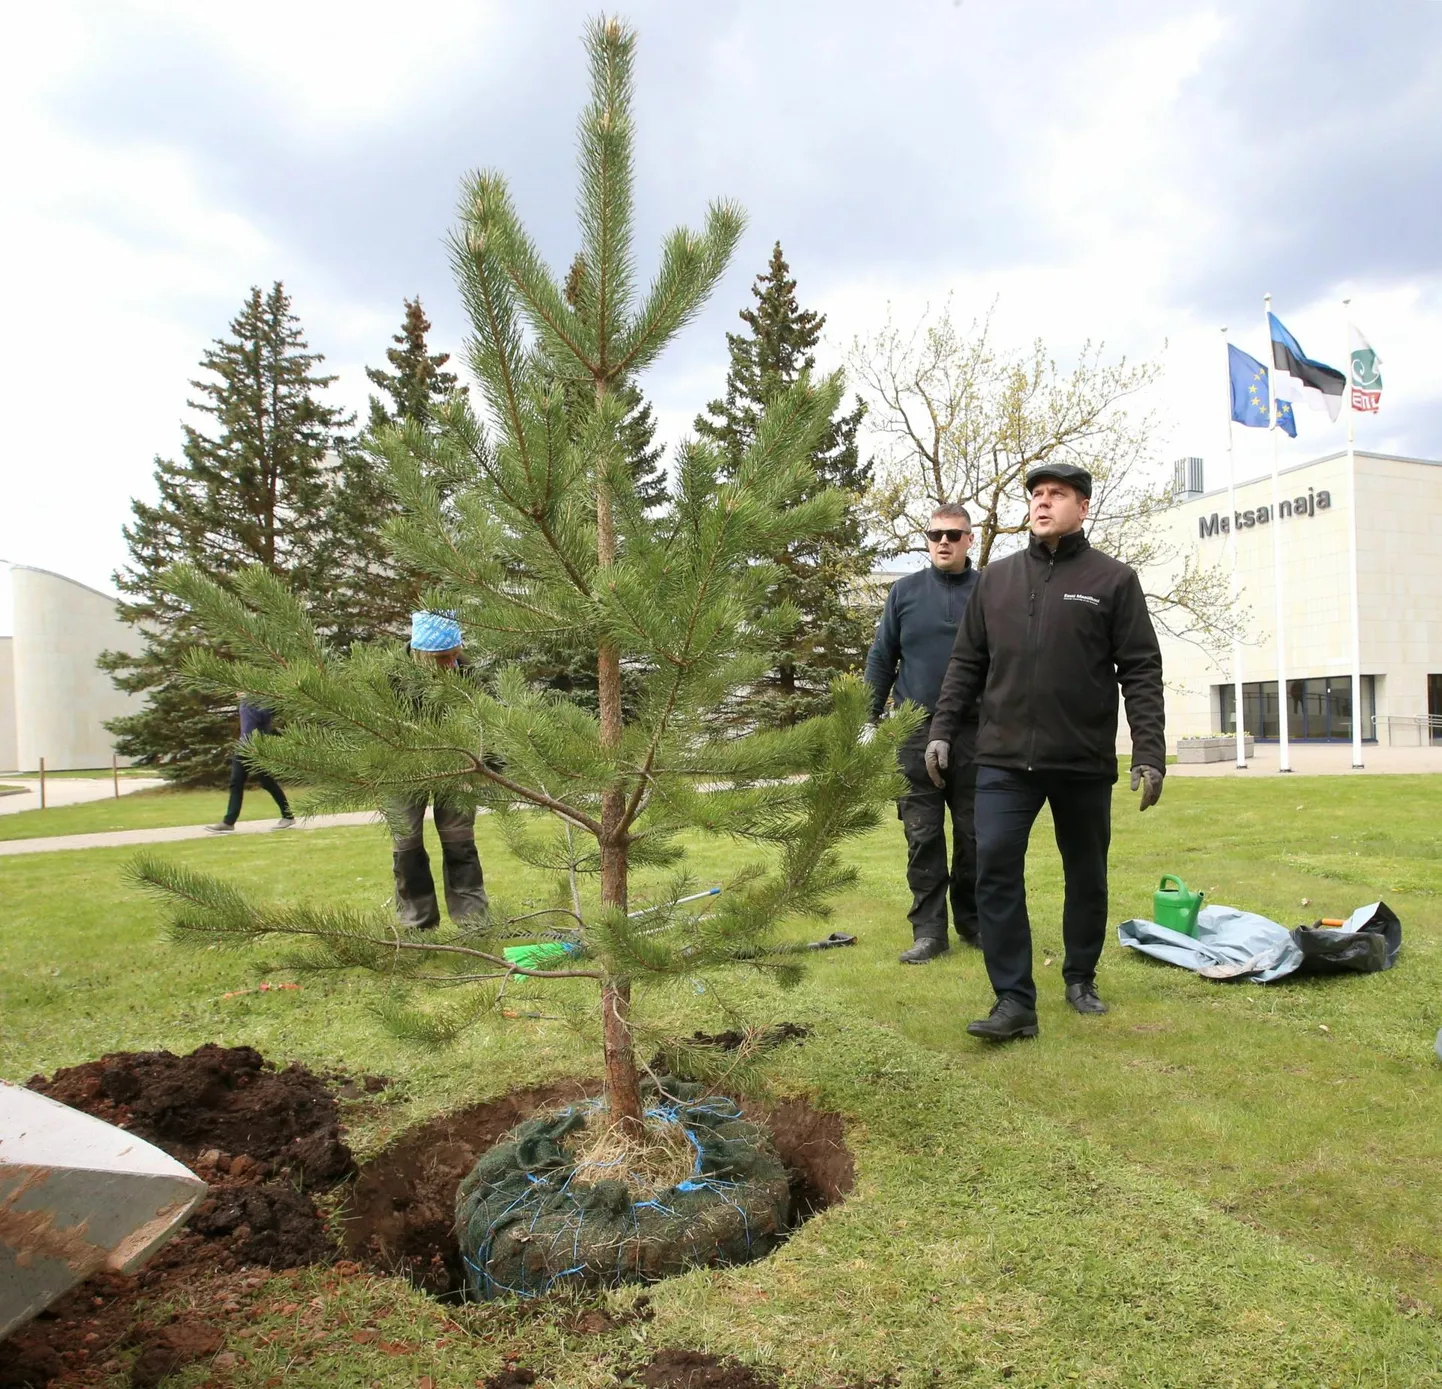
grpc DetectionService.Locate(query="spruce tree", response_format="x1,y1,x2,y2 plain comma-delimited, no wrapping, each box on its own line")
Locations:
321,298,463,648
365,296,459,431
101,283,352,782
134,18,918,1133
696,243,876,725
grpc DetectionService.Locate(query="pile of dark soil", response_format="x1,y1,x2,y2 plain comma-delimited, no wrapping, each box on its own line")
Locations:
4,1045,369,1388
2,1035,853,1389
624,1347,779,1388
27,1044,355,1189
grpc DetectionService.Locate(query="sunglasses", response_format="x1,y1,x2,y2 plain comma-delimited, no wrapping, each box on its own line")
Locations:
924,528,971,543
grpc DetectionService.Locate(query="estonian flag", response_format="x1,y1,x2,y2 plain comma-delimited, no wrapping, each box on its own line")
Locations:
1268,313,1346,422
1229,344,1296,437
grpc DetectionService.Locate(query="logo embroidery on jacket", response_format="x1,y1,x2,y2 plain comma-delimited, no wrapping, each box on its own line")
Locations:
1063,593,1101,606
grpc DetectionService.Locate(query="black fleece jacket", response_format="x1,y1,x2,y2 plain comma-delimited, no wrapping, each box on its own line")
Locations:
928,531,1166,781
863,562,979,722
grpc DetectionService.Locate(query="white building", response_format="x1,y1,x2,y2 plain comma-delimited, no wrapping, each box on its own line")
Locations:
1146,451,1442,750
0,566,143,773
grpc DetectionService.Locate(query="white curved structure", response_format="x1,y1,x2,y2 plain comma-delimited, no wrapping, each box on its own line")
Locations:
4,567,143,773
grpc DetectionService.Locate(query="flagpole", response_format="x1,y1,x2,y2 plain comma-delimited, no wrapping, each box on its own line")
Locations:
1221,326,1246,768
1264,293,1292,772
1342,297,1365,769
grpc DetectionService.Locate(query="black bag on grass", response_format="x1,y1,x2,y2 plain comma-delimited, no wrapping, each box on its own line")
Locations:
1291,901,1401,975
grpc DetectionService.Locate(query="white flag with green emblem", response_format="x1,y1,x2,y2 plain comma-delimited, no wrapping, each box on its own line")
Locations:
1348,325,1382,413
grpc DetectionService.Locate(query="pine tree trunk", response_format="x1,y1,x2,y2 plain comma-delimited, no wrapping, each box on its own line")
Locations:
595,378,645,1137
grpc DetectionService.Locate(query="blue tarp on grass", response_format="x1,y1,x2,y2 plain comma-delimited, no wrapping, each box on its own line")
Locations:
1119,901,1399,983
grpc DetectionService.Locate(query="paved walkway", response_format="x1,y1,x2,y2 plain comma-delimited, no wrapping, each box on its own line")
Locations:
0,776,168,815
1168,743,1442,777
0,811,385,857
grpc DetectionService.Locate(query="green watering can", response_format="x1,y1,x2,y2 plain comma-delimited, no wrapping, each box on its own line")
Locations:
1153,875,1204,937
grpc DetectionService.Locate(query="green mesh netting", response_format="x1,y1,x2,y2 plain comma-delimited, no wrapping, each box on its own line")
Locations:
455,1082,792,1299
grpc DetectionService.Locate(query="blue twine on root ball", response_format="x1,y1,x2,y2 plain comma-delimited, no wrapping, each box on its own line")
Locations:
456,1083,790,1299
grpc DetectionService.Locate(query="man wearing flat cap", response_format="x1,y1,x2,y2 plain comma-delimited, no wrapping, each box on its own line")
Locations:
926,463,1166,1040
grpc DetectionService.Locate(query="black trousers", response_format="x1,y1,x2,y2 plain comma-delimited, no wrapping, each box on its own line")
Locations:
224,754,291,824
896,727,978,944
973,766,1112,1009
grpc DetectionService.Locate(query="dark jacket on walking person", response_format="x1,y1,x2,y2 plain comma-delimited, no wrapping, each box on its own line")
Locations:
925,464,1165,1039
206,698,294,832
928,531,1166,776
864,528,982,961
864,563,980,723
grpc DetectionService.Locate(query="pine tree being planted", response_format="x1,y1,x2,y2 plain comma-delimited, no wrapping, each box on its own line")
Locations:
131,18,917,1138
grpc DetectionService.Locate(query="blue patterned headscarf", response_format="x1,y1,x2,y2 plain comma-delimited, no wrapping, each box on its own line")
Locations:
410,610,463,653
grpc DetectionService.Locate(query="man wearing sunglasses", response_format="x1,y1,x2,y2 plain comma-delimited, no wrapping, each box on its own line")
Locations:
864,502,981,964
926,464,1165,1039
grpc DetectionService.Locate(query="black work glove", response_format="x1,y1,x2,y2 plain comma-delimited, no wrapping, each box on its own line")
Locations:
924,739,950,788
1130,764,1163,811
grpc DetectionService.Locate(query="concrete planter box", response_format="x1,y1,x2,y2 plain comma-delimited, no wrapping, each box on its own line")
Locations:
1176,736,1255,763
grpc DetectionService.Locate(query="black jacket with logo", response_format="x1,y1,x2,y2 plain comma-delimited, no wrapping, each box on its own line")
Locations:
928,531,1165,781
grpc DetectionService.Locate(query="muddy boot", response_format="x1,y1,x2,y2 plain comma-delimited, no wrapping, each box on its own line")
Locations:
440,838,489,923
392,846,441,930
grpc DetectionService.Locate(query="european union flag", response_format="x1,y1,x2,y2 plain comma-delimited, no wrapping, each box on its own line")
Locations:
1229,344,1296,437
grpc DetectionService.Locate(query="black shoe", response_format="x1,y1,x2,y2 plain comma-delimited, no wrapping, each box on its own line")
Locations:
899,936,950,965
966,997,1040,1041
1065,981,1109,1015
954,930,984,951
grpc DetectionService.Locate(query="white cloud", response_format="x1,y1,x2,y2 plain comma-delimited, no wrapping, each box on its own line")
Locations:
3,0,1441,638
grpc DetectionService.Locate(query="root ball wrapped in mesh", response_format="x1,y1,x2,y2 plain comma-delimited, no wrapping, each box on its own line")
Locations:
455,1082,792,1298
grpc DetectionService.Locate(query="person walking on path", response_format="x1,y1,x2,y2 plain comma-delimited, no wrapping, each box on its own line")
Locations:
926,464,1166,1039
389,611,490,931
206,697,295,832
864,502,981,964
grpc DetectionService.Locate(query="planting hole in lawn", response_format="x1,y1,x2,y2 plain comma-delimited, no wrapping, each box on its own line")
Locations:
342,1076,854,1299
4,1039,851,1386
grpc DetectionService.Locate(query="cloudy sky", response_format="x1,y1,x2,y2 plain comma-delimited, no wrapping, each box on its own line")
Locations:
4,0,1441,629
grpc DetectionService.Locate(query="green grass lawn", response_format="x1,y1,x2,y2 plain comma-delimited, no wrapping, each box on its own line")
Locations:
0,787,308,841
2,777,1440,1386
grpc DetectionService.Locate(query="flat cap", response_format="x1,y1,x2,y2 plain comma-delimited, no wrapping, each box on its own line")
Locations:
1024,462,1092,498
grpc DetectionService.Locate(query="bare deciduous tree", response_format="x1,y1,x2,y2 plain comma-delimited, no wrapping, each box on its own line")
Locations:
852,300,1244,651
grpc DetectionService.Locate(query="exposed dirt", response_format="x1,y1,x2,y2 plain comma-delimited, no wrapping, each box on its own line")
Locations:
27,1045,354,1188
341,1078,598,1297
626,1348,779,1388
3,1038,853,1388
341,1077,853,1300
4,1045,369,1387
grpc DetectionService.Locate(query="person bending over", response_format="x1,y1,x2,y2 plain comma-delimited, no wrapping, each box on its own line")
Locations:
388,611,490,930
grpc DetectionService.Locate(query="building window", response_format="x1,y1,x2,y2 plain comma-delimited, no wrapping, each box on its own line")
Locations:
1217,676,1376,742
1430,674,1442,746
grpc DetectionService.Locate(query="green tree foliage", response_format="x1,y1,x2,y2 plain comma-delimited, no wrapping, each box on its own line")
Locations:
134,19,919,1129
513,255,670,708
365,296,460,431
696,243,877,725
101,283,352,783
321,298,463,648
